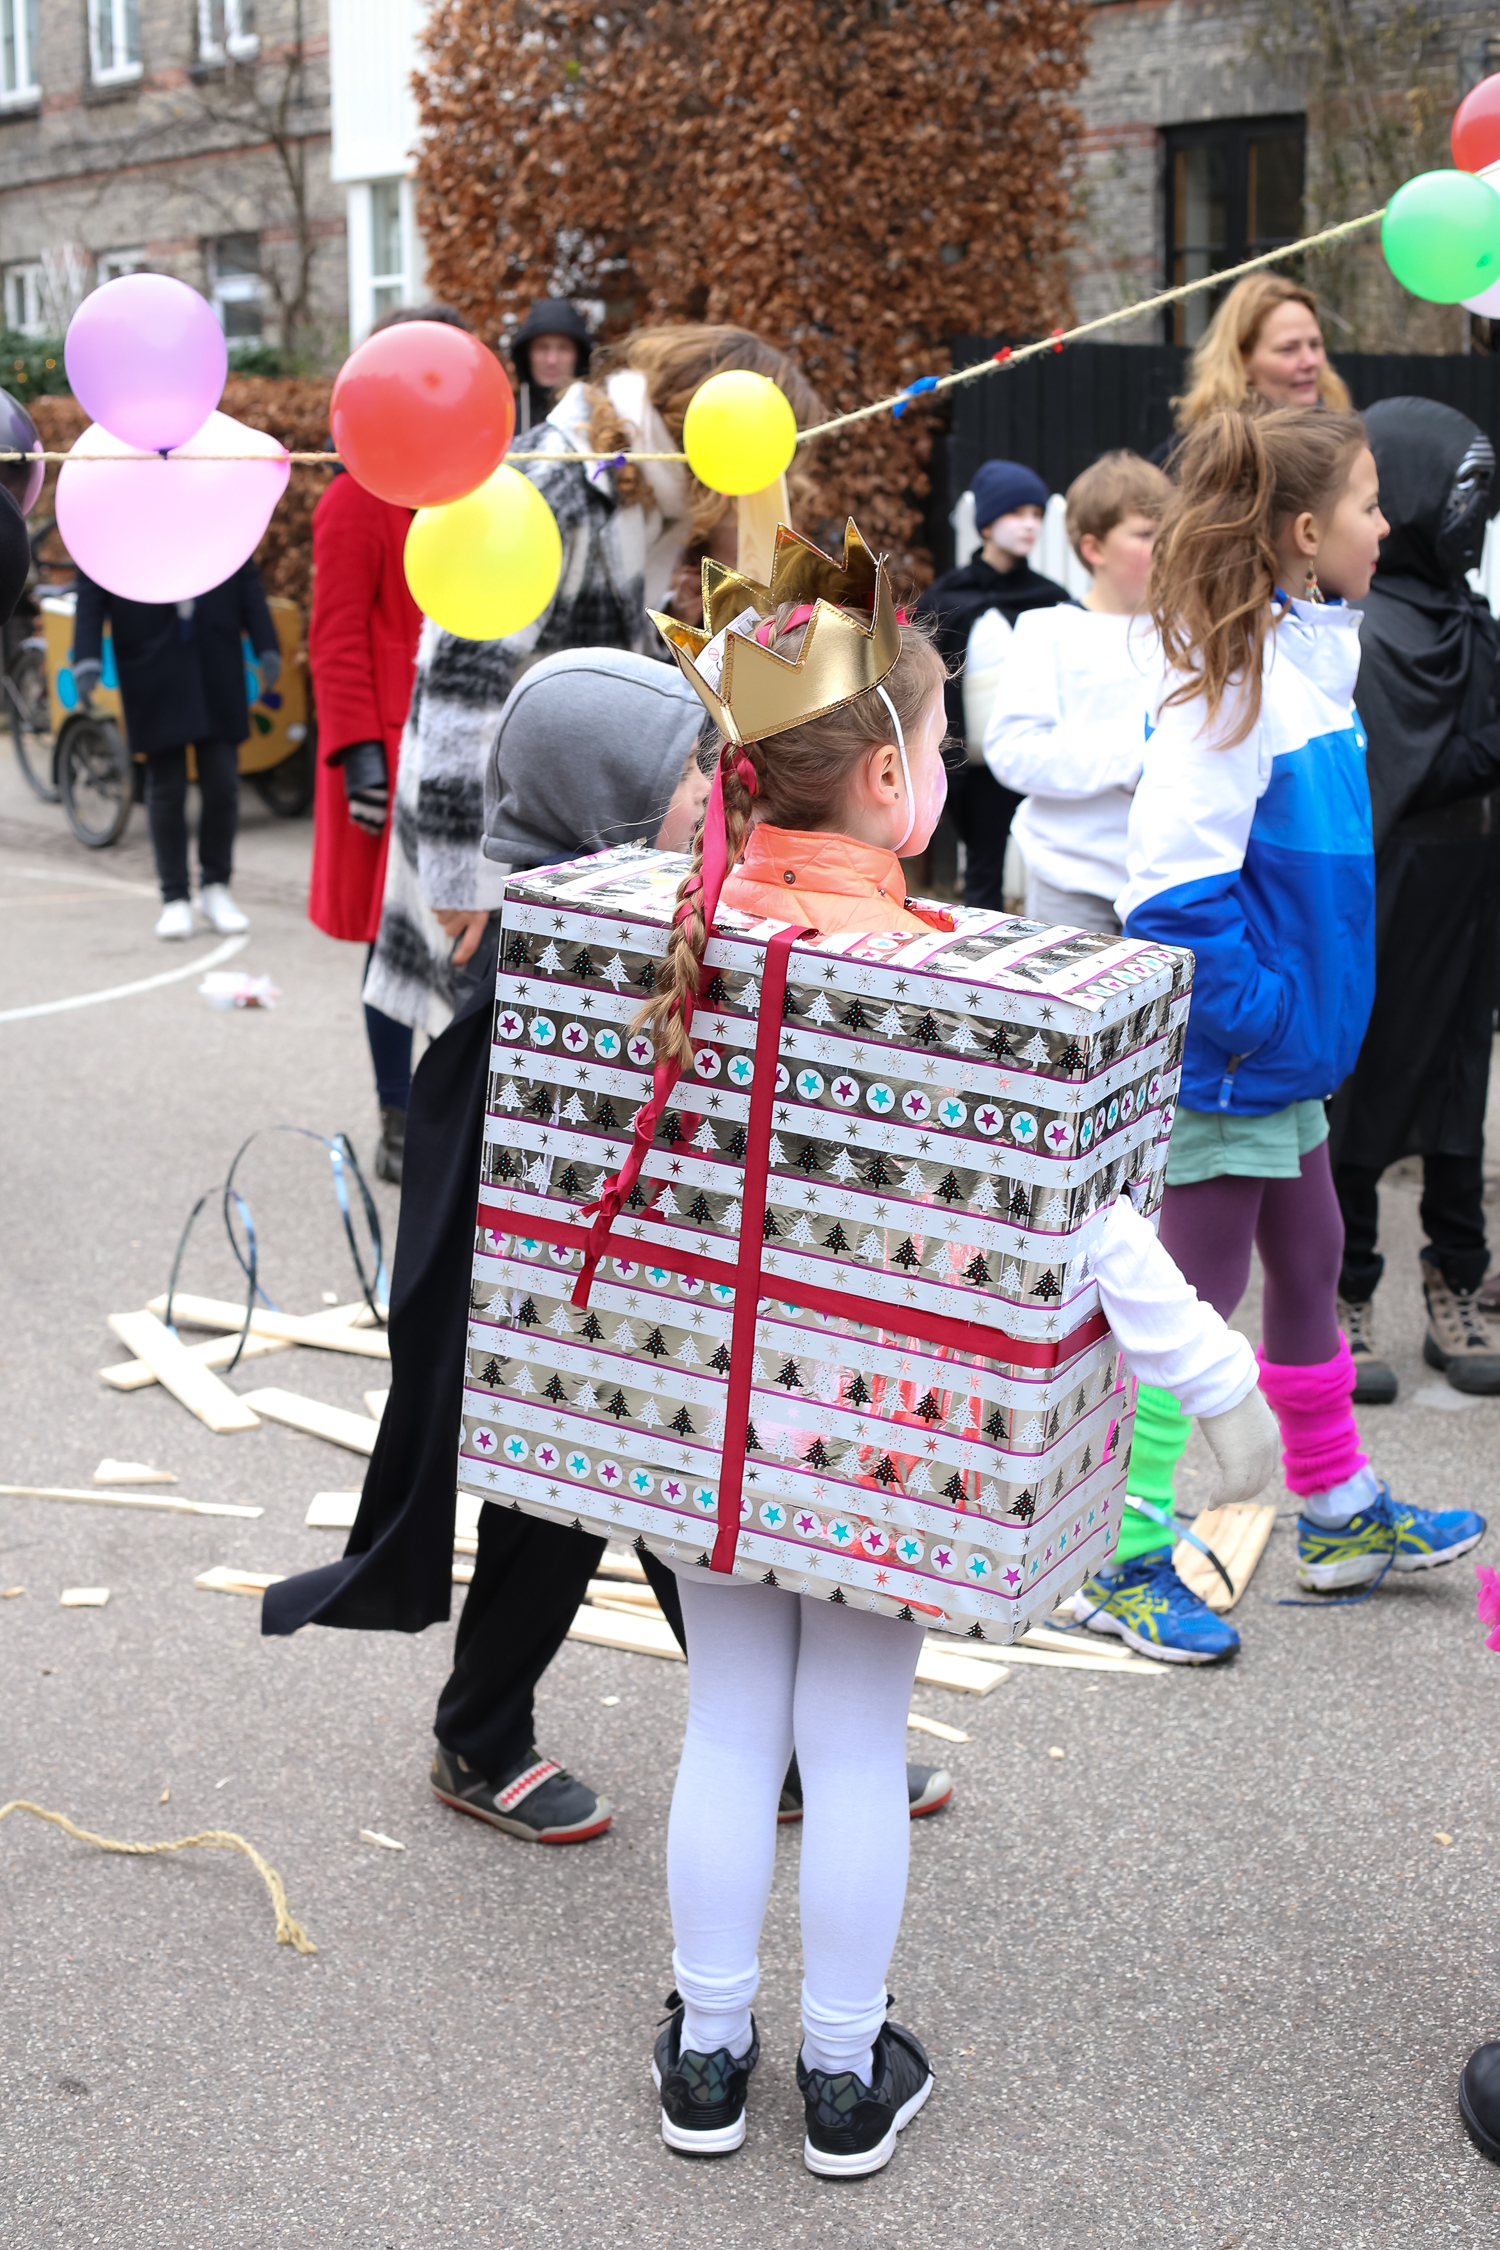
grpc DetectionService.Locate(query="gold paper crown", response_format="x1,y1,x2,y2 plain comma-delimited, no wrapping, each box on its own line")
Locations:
647,519,901,745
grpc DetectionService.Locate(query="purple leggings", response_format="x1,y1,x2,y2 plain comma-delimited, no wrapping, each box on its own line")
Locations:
1157,1139,1344,1367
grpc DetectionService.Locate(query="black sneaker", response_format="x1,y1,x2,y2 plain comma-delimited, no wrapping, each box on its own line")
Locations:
1460,2040,1500,2163
430,1743,612,1843
797,2018,933,2177
778,1754,954,1824
652,1992,759,2156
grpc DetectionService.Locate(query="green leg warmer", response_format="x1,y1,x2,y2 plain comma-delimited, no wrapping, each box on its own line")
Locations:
1117,1384,1191,1566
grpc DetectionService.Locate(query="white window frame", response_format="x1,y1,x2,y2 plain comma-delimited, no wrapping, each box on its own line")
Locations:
0,0,39,106
90,0,142,86
197,0,259,66
4,262,46,337
97,247,148,288
209,234,264,341
346,175,423,344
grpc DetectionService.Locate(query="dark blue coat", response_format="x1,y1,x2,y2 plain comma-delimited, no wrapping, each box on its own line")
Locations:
73,561,277,759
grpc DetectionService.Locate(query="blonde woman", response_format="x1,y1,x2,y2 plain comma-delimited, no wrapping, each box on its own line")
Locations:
1173,273,1351,429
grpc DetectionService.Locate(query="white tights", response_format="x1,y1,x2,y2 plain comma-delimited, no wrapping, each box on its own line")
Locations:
667,1570,925,2082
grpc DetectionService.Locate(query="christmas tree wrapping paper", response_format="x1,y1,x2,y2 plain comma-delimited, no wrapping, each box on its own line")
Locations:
461,845,1193,1643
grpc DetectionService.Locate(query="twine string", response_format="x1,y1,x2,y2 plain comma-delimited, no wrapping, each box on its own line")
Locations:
0,1799,316,1953
5,204,1388,470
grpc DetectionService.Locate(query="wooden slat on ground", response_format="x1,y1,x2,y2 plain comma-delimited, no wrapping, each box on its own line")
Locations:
195,1566,285,1597
1175,1502,1277,1613
106,1312,261,1433
0,1483,261,1519
99,1331,291,1392
146,1294,391,1360
238,1389,380,1455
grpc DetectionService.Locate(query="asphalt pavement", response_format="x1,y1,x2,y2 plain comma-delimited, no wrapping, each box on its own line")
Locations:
3,758,1500,2248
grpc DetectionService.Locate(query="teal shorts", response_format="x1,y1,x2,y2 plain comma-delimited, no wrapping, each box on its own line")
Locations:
1164,1098,1329,1186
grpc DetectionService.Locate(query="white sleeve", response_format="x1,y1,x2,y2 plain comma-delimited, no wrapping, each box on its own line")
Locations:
1092,1196,1258,1419
983,618,1146,798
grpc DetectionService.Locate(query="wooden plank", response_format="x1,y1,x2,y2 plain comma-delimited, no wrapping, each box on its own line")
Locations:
304,1490,363,1529
598,1548,648,1582
60,1587,109,1607
93,1459,176,1484
959,1638,1163,1678
237,1389,379,1456
908,1712,972,1744
146,1294,391,1360
100,1331,290,1391
914,1646,1006,1696
0,1483,261,1520
363,1389,389,1421
1174,1502,1277,1613
586,1582,663,1612
106,1312,261,1433
195,1566,284,1597
568,1607,684,1661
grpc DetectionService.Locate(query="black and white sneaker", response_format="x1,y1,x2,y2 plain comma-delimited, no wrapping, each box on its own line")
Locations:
778,1754,954,1823
652,1993,759,2156
797,2018,933,2177
430,1743,612,1843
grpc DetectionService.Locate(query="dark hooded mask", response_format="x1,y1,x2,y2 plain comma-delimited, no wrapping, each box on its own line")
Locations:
1438,432,1496,580
1365,396,1498,590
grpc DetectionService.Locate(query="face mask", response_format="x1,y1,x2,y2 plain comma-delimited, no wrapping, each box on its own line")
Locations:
1437,435,1496,579
876,684,916,854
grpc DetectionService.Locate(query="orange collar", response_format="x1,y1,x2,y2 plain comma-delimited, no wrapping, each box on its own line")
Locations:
735,824,909,906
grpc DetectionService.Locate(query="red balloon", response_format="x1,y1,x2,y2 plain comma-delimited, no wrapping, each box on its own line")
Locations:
1453,73,1500,174
330,322,515,508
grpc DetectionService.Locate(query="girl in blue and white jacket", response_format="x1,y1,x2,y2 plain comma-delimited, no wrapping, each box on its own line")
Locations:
1113,407,1484,1601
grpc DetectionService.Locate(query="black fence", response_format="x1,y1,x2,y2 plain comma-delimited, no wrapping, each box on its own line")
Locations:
928,339,1500,571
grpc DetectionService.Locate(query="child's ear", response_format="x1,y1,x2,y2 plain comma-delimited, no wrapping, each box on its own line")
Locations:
1079,532,1104,572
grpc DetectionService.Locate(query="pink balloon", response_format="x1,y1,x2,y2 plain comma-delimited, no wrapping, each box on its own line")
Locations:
56,411,290,602
65,274,227,454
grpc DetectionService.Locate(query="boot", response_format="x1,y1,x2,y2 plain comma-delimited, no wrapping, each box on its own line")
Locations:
1421,1258,1500,1395
375,1104,406,1186
1337,1294,1397,1405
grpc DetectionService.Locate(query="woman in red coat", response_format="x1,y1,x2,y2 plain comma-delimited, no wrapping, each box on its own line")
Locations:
308,463,422,1180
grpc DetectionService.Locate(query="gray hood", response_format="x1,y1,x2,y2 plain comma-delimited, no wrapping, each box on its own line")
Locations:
482,647,701,870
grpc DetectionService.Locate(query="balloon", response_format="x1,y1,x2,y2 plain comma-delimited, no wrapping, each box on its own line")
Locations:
1453,73,1500,174
64,274,227,454
330,322,515,508
403,465,561,640
0,390,44,516
682,371,798,497
1381,169,1500,303
56,410,290,602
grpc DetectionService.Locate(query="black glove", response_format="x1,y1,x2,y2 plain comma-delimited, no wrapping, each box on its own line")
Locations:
340,739,389,836
256,645,282,694
72,658,103,706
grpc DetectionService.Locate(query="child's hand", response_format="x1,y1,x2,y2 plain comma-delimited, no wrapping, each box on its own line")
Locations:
434,908,491,966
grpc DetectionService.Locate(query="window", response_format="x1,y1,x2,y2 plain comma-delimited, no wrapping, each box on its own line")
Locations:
97,247,147,287
0,0,38,104
1163,117,1304,345
4,261,45,335
198,0,258,64
370,179,405,322
90,0,142,83
209,232,263,339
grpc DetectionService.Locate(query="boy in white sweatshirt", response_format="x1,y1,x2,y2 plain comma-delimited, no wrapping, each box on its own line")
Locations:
984,450,1170,932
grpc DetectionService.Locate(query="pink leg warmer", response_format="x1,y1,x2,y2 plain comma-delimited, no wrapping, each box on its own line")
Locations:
1256,1338,1368,1496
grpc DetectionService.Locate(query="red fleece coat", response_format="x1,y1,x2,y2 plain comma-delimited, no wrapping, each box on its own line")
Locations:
306,472,423,942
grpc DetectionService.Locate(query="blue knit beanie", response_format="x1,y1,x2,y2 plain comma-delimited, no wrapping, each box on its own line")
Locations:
971,458,1049,533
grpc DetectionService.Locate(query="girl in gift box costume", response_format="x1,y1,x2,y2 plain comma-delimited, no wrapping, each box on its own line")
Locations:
1110,408,1486,1616
629,522,1277,2177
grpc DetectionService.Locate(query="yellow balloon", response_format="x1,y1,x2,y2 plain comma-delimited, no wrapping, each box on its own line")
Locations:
404,464,562,640
682,370,798,497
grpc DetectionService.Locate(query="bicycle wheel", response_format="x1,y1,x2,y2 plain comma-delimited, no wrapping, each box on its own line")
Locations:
57,713,133,848
6,638,58,801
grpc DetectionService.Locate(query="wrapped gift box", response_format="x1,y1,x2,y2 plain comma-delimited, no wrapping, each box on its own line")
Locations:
461,846,1192,1642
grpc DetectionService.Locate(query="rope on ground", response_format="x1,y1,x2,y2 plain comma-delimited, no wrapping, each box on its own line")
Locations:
2,202,1389,471
0,1799,316,1954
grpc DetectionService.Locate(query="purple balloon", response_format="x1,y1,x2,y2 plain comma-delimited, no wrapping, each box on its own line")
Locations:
0,390,43,515
65,273,227,453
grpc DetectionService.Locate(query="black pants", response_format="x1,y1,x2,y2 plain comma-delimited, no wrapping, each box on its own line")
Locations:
144,738,239,902
404,930,684,1780
1336,1151,1490,1301
946,764,1020,910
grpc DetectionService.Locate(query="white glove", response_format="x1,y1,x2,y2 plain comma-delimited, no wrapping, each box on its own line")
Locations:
1197,1386,1279,1511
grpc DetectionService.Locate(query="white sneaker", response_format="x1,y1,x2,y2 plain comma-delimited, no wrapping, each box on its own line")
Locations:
155,899,195,940
198,884,249,934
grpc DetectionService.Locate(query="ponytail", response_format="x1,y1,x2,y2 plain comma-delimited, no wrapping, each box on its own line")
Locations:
1149,405,1367,745
637,737,765,1070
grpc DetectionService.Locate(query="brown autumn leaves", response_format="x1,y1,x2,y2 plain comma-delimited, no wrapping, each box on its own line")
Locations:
413,0,1087,576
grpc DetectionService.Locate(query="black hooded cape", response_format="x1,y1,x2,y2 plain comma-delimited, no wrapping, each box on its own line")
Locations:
1328,398,1500,1173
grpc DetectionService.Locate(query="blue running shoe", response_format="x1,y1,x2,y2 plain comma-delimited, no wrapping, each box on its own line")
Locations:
1296,1482,1486,1593
1066,1551,1240,1664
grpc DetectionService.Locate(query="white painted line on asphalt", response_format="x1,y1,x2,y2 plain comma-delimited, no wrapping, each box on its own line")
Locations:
11,861,159,897
0,933,248,1022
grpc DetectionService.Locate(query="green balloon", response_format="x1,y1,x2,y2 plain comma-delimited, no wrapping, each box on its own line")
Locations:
1383,169,1500,303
